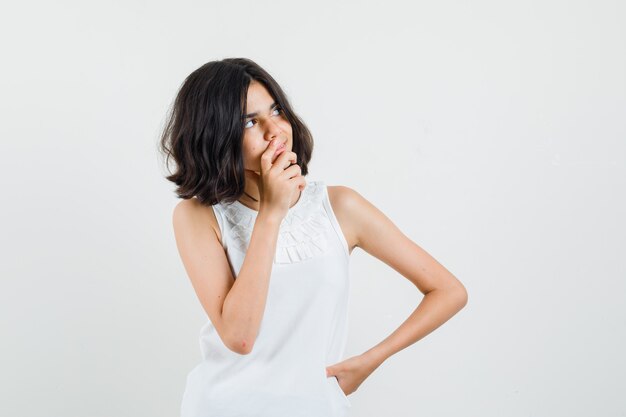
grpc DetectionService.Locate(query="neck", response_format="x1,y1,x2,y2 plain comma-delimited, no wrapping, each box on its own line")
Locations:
243,190,259,202
239,185,302,211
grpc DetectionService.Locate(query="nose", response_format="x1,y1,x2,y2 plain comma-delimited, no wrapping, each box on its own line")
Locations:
264,118,283,141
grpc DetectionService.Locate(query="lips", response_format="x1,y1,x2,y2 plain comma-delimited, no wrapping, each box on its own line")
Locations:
272,142,286,163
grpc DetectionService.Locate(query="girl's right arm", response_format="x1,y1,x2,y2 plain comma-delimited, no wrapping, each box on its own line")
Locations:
220,211,282,354
222,140,305,354
173,202,283,355
173,139,305,355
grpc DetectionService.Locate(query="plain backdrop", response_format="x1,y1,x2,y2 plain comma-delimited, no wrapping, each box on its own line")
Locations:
1,1,625,416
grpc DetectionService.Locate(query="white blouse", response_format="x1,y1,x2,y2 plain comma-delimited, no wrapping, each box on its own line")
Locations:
181,180,353,417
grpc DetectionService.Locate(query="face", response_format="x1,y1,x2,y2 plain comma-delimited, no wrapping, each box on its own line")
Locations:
241,81,293,175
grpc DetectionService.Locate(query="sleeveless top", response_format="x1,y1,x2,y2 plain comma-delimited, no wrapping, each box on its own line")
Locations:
180,180,353,417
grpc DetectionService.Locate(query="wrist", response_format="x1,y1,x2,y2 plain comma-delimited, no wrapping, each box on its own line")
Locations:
362,346,388,369
256,210,283,226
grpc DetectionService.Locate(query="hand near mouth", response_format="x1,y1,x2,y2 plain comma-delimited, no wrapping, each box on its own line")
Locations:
245,138,305,221
271,141,286,164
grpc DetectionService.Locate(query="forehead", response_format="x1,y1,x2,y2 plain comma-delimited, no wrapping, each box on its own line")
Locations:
246,81,273,106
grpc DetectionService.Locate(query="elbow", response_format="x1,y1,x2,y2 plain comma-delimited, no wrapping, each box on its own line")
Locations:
226,335,255,355
455,284,468,309
445,273,468,309
221,313,256,355
437,282,467,310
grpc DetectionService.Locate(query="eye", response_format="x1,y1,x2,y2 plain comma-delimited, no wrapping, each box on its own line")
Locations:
244,107,283,129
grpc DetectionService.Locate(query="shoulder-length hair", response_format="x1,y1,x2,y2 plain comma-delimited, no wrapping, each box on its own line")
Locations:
158,57,314,206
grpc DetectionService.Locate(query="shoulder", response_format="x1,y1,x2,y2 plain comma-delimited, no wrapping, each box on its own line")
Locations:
173,197,202,222
326,185,368,253
326,184,395,250
172,197,222,244
326,184,365,213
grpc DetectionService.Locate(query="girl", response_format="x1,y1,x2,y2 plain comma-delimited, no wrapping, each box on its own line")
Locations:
159,58,468,417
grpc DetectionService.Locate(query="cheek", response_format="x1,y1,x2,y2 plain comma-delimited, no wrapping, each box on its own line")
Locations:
241,141,265,163
250,143,265,155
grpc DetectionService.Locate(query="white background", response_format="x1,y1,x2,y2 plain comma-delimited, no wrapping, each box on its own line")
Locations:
2,1,625,416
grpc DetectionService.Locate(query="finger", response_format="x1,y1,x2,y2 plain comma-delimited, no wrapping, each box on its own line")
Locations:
271,143,287,164
289,175,306,191
260,139,284,175
298,177,306,191
274,150,297,171
281,163,302,180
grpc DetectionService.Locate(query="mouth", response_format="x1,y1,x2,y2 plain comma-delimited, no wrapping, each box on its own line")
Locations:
272,141,287,155
270,142,287,163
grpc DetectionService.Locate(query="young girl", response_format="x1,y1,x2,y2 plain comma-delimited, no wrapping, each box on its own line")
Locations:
159,58,468,417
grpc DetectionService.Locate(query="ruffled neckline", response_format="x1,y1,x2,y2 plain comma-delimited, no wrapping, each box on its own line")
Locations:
219,180,329,264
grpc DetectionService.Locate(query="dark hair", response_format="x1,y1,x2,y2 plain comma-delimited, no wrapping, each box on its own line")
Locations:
158,58,314,206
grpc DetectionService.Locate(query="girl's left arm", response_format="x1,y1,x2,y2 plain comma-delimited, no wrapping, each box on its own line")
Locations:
333,185,468,370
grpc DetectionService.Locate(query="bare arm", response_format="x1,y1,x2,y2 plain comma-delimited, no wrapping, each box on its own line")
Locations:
221,212,282,354
173,200,282,355
334,186,468,368
223,141,304,354
173,140,303,355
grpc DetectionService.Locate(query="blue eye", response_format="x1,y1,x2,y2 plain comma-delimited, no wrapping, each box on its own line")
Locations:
244,107,283,129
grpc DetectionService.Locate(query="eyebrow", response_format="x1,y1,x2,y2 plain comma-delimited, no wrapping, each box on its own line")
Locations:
244,102,279,119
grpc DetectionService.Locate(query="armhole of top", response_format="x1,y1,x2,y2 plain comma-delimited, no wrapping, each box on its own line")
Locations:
321,184,350,260
211,205,227,251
